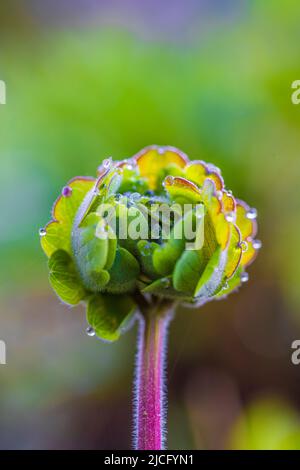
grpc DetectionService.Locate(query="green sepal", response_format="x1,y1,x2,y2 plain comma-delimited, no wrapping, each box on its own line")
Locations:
48,249,87,305
87,293,136,342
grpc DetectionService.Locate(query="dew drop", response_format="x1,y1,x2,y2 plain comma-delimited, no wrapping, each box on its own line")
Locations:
223,281,229,290
225,211,235,222
241,272,249,283
141,243,151,256
161,277,171,288
93,186,100,195
195,208,204,219
227,189,233,195
130,192,141,201
102,157,113,169
246,207,257,220
62,186,72,197
86,326,95,337
253,239,262,250
39,227,46,237
163,175,174,187
158,147,165,155
239,240,248,252
216,190,223,200
125,159,135,171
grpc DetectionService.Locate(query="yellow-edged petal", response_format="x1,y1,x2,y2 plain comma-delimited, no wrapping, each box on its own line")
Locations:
236,199,257,240
41,177,95,258
240,238,257,267
222,190,236,213
201,179,230,250
225,224,242,278
134,145,188,190
163,176,202,203
185,160,224,191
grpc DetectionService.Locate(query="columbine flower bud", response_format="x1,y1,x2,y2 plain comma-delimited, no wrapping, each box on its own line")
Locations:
40,145,259,341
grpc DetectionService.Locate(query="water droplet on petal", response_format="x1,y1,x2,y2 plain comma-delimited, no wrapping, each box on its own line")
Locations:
141,243,151,256
195,208,204,219
86,326,95,337
246,207,257,220
125,159,135,171
223,281,229,290
130,192,141,201
39,227,46,237
241,272,249,283
93,185,100,195
239,240,248,252
161,277,171,288
158,147,165,155
216,190,223,200
102,157,113,169
163,175,174,187
253,239,262,250
62,186,72,197
227,189,233,195
225,211,235,222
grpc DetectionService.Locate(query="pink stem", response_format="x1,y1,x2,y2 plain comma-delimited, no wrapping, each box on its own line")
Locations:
134,310,172,450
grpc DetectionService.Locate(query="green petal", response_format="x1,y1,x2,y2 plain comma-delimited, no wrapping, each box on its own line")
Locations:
214,267,242,298
114,201,148,255
224,224,242,279
72,213,112,292
137,240,160,279
87,293,136,342
194,245,226,299
48,250,86,305
153,210,194,276
173,250,207,294
163,176,202,204
105,247,140,293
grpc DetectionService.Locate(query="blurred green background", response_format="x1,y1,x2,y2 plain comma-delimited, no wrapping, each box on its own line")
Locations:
1,0,300,449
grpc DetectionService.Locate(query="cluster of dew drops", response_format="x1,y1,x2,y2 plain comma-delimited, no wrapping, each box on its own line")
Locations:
222,204,261,290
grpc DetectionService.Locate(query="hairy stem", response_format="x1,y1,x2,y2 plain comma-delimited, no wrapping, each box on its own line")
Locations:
134,304,173,450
